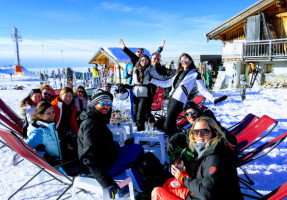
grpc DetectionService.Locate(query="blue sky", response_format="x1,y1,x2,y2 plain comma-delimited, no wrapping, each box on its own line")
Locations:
0,0,258,68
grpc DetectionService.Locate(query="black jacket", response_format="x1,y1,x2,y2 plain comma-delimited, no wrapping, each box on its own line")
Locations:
183,141,243,200
77,107,119,188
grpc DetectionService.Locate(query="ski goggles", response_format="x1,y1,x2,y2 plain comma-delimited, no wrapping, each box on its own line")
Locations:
192,129,211,136
185,110,198,116
99,101,112,107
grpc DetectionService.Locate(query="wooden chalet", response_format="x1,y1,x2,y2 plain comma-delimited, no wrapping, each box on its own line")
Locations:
89,47,151,83
206,0,287,88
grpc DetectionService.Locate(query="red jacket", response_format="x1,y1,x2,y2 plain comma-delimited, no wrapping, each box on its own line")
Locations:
51,96,78,135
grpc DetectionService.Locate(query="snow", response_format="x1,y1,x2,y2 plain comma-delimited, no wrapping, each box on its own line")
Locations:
0,73,287,199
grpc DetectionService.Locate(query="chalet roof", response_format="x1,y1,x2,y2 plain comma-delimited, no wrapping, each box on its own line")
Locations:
205,0,276,40
89,47,151,64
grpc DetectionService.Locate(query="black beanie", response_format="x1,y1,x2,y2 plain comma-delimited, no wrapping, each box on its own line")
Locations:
183,101,201,113
90,89,113,107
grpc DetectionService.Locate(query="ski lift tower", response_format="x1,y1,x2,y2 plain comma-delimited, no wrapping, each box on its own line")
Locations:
12,26,24,76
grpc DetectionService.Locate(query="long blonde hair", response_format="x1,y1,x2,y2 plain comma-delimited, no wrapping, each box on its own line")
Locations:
189,116,227,151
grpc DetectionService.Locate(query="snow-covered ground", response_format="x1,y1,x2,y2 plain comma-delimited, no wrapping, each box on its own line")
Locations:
0,74,287,199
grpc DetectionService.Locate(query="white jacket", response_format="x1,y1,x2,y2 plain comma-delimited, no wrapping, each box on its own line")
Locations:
150,69,215,104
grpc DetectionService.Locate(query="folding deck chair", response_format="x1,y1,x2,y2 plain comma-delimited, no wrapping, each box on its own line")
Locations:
0,98,24,128
238,132,287,167
237,132,287,186
228,113,259,136
0,129,73,200
236,115,278,153
151,88,165,118
0,129,135,200
241,182,287,200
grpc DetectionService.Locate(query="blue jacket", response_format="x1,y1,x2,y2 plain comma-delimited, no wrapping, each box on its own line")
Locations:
123,62,133,84
25,120,62,160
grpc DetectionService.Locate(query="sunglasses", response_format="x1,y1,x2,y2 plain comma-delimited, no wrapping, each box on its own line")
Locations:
185,110,198,116
180,58,189,64
43,92,51,96
78,91,84,94
153,58,160,61
99,101,112,107
137,51,144,54
140,59,148,62
192,129,211,136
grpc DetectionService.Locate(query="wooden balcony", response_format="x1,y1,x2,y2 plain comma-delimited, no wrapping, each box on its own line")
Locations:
243,38,287,61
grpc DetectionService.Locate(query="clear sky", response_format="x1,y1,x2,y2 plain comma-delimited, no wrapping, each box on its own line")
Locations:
0,0,258,69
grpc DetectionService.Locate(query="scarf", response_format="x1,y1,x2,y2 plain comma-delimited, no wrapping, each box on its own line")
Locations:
194,142,207,159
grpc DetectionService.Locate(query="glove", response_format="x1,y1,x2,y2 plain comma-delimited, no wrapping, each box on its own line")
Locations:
107,184,120,199
214,95,228,105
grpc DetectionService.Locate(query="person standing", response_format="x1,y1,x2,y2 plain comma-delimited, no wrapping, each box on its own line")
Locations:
92,64,100,88
77,89,144,199
120,39,166,123
150,53,227,138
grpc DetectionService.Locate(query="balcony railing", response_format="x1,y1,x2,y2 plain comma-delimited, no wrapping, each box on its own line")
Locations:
243,38,287,61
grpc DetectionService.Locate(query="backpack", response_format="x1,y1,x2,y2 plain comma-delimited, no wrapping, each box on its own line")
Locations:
130,152,172,200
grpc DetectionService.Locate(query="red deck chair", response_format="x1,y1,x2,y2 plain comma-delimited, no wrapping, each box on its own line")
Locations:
0,98,23,128
238,132,287,167
0,129,73,200
228,113,259,136
236,115,278,153
241,182,287,200
151,89,165,117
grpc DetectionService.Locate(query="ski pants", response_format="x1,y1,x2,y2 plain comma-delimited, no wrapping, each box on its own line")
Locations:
133,96,150,131
108,144,144,176
129,89,135,121
164,98,184,137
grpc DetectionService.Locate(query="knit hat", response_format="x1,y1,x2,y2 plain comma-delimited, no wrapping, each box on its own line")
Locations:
90,89,113,107
183,101,201,114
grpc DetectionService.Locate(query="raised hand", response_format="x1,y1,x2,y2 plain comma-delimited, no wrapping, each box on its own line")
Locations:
119,39,125,49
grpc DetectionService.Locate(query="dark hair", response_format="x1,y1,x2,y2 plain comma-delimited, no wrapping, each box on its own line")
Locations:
135,54,151,84
31,101,53,122
20,89,41,107
177,53,196,72
184,101,202,115
151,52,161,57
136,48,144,53
74,86,88,99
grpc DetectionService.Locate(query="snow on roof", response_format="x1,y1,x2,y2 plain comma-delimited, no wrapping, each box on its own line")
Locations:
89,47,151,64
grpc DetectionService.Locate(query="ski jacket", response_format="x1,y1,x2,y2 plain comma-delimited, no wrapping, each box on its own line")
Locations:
132,66,169,97
77,106,120,188
150,69,215,104
123,62,133,84
21,104,36,123
51,96,78,135
92,67,99,78
182,141,243,200
26,120,62,160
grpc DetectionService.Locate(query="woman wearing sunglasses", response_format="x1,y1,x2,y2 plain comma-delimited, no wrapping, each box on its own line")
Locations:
152,117,243,200
73,86,88,126
129,54,169,131
150,53,227,138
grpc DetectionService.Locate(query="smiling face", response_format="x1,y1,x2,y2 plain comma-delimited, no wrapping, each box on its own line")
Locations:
186,108,199,123
180,55,192,71
31,93,42,105
61,92,73,105
94,100,112,115
151,54,161,66
77,89,85,99
39,106,55,122
193,121,212,143
140,56,149,67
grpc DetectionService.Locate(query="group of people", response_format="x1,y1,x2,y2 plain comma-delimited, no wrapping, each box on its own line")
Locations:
18,38,243,200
